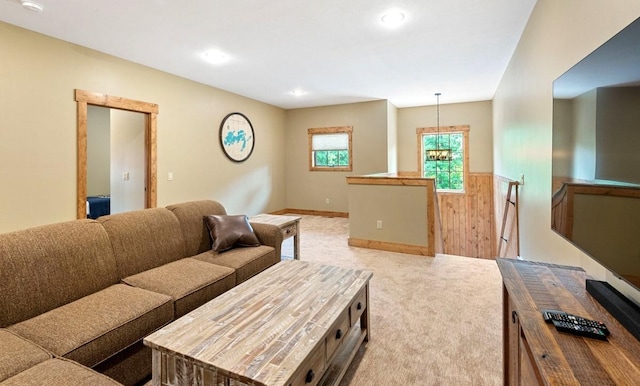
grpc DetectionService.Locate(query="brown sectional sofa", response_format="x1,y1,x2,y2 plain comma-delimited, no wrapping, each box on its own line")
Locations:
0,200,282,385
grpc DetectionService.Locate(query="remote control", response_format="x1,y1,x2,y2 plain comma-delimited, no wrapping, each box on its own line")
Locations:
541,310,610,340
541,310,610,336
551,319,608,341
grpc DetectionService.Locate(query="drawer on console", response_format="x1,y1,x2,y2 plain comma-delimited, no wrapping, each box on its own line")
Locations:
281,224,297,238
288,344,325,386
326,309,350,360
350,288,367,327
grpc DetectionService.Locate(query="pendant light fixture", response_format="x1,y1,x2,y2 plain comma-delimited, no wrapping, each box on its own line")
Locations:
427,92,452,161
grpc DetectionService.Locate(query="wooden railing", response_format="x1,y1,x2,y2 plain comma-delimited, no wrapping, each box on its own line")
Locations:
493,175,519,258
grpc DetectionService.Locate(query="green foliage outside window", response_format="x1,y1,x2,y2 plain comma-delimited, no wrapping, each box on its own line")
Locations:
314,150,349,167
423,133,464,191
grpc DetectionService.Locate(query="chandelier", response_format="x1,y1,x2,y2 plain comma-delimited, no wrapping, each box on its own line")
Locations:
426,92,452,161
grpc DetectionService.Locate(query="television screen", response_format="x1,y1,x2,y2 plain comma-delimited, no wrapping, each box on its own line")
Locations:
552,16,640,292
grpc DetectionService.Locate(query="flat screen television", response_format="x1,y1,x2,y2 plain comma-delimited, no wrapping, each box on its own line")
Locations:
552,16,640,337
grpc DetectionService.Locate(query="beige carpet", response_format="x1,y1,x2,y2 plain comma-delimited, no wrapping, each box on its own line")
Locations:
282,215,503,386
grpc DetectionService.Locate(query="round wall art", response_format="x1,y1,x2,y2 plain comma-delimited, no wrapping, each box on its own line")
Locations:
219,112,255,162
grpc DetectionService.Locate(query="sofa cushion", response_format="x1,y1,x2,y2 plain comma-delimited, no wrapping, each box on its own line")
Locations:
204,214,260,252
193,246,276,284
0,358,122,386
122,258,236,317
98,208,187,278
0,329,52,382
0,220,119,327
7,284,173,368
166,200,227,256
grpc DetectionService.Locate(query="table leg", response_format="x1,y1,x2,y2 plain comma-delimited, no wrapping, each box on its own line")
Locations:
362,284,370,342
294,221,300,260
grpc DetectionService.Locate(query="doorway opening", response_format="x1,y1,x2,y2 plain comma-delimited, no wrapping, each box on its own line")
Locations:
75,89,158,219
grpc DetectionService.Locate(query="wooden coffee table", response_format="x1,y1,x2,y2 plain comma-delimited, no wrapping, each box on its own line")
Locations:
144,260,372,386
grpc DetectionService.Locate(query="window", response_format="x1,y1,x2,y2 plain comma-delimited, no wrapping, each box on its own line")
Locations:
417,125,469,192
308,126,353,171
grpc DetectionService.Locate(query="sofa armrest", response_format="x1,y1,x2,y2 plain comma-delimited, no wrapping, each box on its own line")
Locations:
250,223,283,263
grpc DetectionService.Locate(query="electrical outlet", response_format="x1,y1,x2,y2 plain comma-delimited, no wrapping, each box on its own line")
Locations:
168,172,174,181
325,198,330,204
376,220,383,229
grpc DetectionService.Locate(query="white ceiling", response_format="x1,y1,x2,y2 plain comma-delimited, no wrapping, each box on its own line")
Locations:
0,0,537,109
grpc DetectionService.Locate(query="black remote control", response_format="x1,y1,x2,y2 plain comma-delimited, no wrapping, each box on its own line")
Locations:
541,310,610,339
551,319,608,340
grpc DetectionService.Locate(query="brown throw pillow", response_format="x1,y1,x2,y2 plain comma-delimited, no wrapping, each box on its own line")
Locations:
204,214,260,252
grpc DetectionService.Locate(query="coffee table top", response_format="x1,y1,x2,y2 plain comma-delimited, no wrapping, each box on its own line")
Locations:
249,213,301,227
144,260,372,386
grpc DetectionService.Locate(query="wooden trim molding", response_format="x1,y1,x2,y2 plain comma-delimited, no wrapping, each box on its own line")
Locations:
348,238,432,256
75,90,158,113
271,208,349,218
346,173,432,186
75,89,158,219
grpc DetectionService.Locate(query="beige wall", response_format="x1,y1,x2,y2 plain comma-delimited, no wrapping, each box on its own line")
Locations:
397,100,493,173
0,22,286,233
110,109,145,214
493,0,640,302
86,106,111,196
348,184,428,246
387,101,399,173
284,101,389,212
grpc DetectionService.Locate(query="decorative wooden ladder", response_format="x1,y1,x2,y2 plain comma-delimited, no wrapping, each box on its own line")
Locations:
498,181,520,258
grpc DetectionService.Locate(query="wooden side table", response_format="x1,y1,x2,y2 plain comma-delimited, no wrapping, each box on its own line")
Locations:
249,214,301,260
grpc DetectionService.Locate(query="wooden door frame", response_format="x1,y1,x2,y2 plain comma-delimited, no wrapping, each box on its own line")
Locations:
75,89,158,219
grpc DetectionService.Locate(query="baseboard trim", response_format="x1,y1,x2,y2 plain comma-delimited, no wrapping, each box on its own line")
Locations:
348,237,432,256
270,208,349,218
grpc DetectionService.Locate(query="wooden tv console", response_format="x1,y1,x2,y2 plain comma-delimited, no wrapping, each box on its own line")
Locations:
496,258,640,385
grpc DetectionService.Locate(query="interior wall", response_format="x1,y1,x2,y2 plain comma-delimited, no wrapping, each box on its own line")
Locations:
348,184,428,246
284,100,389,213
493,0,640,302
86,106,110,196
397,100,493,173
0,21,285,233
387,101,398,173
110,109,145,214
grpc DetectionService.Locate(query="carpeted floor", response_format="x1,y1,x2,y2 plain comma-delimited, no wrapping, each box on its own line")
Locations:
282,215,503,386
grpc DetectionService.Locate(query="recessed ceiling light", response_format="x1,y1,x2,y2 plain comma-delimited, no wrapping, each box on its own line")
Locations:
202,49,229,65
381,11,405,28
21,0,44,12
290,89,307,97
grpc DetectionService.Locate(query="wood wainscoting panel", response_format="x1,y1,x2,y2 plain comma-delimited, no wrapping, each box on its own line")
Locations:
438,173,495,259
